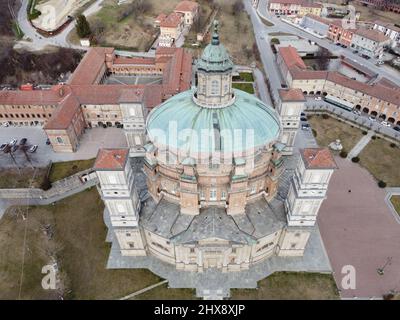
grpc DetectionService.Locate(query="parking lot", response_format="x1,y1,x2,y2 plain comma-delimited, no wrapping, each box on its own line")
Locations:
0,126,127,168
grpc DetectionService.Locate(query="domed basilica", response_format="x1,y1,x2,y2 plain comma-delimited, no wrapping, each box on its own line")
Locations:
94,22,336,277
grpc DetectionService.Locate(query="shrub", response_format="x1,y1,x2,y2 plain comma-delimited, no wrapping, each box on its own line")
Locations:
312,129,317,137
378,180,387,188
362,131,368,135
339,150,348,158
41,177,52,191
322,114,329,119
371,135,377,140
390,143,397,148
351,156,360,163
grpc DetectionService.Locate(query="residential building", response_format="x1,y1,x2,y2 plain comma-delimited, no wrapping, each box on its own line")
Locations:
327,19,357,46
373,20,400,47
174,1,199,26
350,28,391,58
269,0,322,16
159,12,184,47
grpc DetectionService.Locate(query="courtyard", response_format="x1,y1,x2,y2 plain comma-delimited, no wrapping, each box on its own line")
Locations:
0,126,127,168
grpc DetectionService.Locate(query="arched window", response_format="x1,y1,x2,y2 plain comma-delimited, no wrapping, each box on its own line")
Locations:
211,80,219,95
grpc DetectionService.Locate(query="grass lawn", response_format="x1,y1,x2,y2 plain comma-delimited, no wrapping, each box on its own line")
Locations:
232,82,255,94
0,167,48,189
133,283,197,300
49,159,95,183
0,188,162,299
238,72,254,82
390,196,400,216
231,272,339,300
358,139,400,187
308,115,364,153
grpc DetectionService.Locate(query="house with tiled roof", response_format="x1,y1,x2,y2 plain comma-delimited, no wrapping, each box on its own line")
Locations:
159,12,184,47
373,20,400,47
269,0,322,16
350,28,391,58
174,1,199,26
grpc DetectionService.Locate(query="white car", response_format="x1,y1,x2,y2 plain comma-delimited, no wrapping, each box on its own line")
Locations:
368,116,376,122
9,139,17,146
28,145,38,153
314,97,322,101
381,121,391,127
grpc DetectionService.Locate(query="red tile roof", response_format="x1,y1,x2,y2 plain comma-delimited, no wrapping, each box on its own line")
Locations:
155,13,167,22
162,48,192,95
160,12,183,28
0,86,66,105
44,93,80,130
301,148,337,169
94,148,129,170
278,88,306,101
278,46,307,70
174,1,199,12
68,48,110,85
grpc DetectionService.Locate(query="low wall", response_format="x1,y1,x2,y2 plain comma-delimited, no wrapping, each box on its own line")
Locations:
0,168,98,200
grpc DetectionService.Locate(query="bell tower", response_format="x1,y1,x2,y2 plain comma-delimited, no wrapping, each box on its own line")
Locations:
194,21,235,108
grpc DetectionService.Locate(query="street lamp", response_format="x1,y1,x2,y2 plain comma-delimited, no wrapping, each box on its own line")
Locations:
377,257,392,275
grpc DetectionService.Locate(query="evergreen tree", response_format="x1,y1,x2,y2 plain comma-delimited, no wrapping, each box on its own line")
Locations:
76,14,92,39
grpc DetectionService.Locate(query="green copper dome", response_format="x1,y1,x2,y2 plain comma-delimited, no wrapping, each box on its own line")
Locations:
146,89,281,154
197,21,234,73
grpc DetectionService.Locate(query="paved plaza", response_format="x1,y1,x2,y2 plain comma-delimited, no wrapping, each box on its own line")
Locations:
0,126,127,167
318,157,400,298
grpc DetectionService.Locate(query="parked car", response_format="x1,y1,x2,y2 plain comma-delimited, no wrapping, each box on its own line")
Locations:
381,121,391,127
46,138,51,145
0,143,7,151
281,84,288,88
368,116,376,122
301,112,306,117
9,139,17,146
336,43,341,46
353,50,358,54
300,117,308,122
11,145,18,152
341,44,347,48
377,60,384,65
19,138,27,145
314,97,322,101
352,110,361,116
301,123,310,130
393,126,400,132
28,145,38,153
